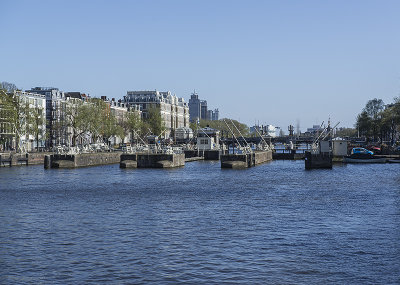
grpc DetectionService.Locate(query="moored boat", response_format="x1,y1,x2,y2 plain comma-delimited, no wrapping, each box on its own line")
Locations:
343,156,387,163
343,147,387,163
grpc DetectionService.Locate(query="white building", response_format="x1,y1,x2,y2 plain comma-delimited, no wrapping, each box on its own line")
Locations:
27,87,68,147
102,97,141,145
124,90,189,138
250,125,277,137
175,127,193,141
197,127,220,150
17,91,47,151
0,91,47,151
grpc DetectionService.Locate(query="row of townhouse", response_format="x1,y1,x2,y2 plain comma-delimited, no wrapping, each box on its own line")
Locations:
1,87,191,151
124,90,190,138
0,90,46,151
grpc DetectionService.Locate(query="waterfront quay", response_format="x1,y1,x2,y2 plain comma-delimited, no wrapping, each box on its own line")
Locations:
0,152,51,167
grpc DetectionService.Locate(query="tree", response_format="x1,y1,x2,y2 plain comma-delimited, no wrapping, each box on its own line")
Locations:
64,99,98,146
364,98,384,119
0,89,14,149
356,98,385,141
356,111,372,137
123,110,141,143
86,98,108,143
0,82,18,93
196,118,249,138
335,127,357,138
364,98,384,141
27,106,46,151
102,111,118,145
0,91,30,152
146,106,165,136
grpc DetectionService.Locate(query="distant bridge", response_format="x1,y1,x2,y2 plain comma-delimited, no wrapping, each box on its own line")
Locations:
221,136,315,146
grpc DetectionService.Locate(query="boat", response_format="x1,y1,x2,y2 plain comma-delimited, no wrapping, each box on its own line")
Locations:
343,151,387,163
387,158,400,163
343,156,387,163
342,147,387,163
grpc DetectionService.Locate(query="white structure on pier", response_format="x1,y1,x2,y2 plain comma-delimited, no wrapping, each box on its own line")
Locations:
197,127,220,150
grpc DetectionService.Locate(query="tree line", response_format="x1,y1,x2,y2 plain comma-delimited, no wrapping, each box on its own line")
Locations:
0,81,165,151
65,98,165,147
191,118,250,138
0,83,46,151
356,97,400,143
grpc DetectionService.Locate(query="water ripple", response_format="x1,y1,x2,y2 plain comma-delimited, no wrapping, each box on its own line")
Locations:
1,161,400,284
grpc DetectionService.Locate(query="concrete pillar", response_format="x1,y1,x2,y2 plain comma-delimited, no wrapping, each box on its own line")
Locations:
44,155,51,169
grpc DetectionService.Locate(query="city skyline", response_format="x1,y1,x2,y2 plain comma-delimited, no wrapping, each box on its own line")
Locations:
1,0,400,130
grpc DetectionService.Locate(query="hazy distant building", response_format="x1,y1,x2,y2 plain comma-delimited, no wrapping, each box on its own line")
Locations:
212,108,219,121
124,90,189,138
189,91,207,122
200,100,208,120
250,125,277,137
207,108,219,121
306,125,323,135
188,91,219,122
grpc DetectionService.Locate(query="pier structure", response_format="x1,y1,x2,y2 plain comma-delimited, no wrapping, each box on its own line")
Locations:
120,152,185,168
221,150,273,169
304,120,339,169
184,149,220,161
45,152,121,168
120,144,185,168
0,152,51,167
220,119,273,168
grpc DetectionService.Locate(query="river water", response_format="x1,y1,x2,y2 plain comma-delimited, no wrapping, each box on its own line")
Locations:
1,160,399,284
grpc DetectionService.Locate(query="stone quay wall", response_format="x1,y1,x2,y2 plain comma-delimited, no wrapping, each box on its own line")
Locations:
253,150,273,165
0,152,52,167
221,150,272,168
47,152,121,168
136,153,185,168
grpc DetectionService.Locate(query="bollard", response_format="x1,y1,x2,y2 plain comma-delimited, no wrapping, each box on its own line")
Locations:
44,155,51,169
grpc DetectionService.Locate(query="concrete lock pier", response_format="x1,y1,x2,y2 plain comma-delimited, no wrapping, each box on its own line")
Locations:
304,151,332,169
221,150,272,169
1,152,52,167
184,150,220,161
120,153,185,168
45,152,121,169
272,151,305,160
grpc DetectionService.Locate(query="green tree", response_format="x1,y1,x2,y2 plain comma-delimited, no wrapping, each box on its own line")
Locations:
335,127,357,138
27,106,46,151
364,98,384,119
356,111,372,137
102,111,118,145
65,99,87,146
145,106,165,136
139,121,152,139
86,98,107,142
0,89,14,149
356,98,385,141
0,81,18,93
0,90,30,152
196,118,250,138
123,110,141,143
365,98,384,141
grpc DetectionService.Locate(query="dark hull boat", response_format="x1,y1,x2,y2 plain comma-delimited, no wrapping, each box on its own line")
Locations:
343,153,386,163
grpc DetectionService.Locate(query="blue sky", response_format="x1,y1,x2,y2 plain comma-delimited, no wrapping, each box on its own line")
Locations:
1,0,399,131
